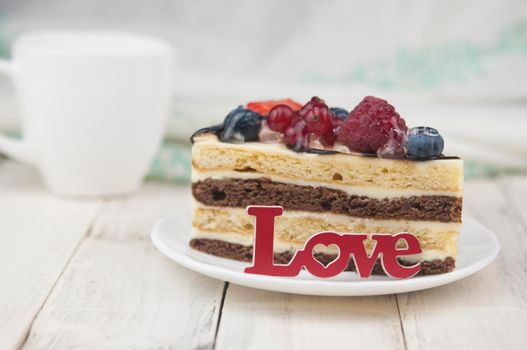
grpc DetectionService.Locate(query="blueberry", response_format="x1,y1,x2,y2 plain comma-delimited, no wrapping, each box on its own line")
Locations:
219,106,263,143
330,107,349,119
406,127,444,159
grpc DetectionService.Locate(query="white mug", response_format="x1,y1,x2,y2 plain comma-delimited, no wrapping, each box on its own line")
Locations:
0,31,174,196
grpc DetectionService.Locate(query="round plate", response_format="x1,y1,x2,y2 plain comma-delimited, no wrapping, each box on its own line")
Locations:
151,212,500,296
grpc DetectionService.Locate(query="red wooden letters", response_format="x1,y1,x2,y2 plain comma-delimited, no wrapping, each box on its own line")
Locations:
244,206,422,279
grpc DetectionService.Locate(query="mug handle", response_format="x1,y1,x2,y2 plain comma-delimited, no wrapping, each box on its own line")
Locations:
0,59,35,165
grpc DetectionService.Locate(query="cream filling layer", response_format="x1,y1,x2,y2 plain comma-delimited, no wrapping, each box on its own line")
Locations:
192,200,461,234
191,202,459,259
192,168,462,199
191,229,455,263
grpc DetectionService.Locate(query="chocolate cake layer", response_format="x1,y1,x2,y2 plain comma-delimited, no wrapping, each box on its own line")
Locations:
190,238,455,275
192,178,462,222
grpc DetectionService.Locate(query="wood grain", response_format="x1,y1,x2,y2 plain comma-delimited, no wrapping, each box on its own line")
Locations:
90,182,191,240
21,183,224,349
397,179,527,350
22,238,224,350
0,162,100,350
500,175,527,230
216,285,404,350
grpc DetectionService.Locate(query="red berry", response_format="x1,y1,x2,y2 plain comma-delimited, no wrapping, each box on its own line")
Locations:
267,105,297,133
247,98,302,116
284,120,308,151
299,97,334,136
298,96,325,118
305,106,332,135
320,128,337,146
337,96,408,154
321,112,344,146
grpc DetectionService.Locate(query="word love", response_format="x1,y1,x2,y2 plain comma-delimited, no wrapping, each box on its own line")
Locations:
244,206,422,279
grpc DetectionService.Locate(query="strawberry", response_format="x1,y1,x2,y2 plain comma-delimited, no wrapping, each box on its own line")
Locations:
247,98,302,116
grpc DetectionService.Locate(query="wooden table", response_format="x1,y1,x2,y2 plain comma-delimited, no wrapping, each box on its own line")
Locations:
1,160,526,350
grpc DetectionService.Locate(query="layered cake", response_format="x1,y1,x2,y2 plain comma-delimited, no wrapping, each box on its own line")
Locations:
190,96,463,275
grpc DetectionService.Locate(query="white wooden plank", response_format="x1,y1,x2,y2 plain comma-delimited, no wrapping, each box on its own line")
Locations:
22,183,225,349
22,238,225,350
398,179,527,350
216,285,404,350
90,182,191,240
0,161,101,350
500,175,527,230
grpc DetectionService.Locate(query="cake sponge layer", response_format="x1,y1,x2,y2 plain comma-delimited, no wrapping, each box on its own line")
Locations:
192,204,459,257
192,134,463,193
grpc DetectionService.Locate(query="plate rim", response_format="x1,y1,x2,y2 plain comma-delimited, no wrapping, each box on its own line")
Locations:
151,213,500,296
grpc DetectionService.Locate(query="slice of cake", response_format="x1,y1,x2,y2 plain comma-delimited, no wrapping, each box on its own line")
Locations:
190,96,463,275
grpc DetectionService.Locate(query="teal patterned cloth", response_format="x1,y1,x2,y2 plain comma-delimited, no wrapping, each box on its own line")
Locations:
148,141,192,184
298,21,527,90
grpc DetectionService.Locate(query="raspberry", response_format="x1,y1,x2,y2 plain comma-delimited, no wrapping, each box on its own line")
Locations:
337,96,408,155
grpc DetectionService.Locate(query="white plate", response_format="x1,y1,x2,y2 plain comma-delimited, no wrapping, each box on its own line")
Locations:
151,212,500,296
